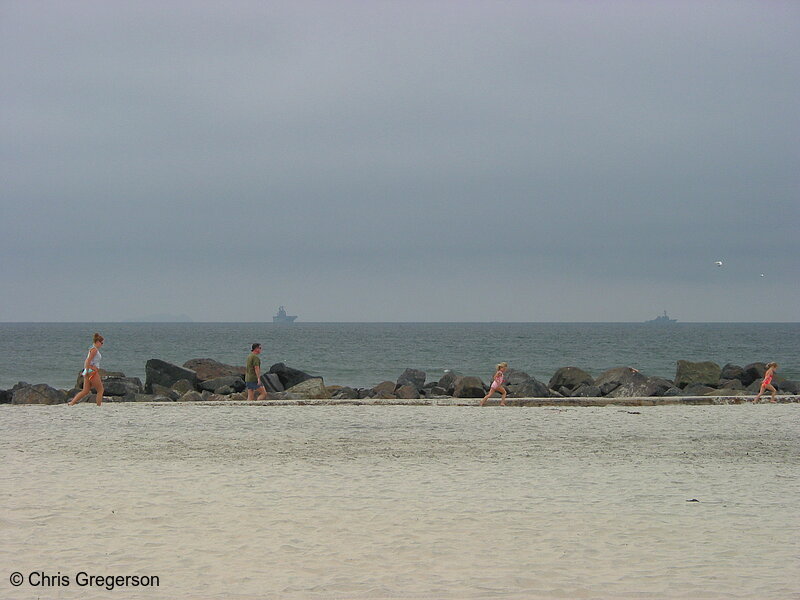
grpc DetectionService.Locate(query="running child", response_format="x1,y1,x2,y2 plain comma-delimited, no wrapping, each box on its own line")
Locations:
481,362,509,406
754,362,779,403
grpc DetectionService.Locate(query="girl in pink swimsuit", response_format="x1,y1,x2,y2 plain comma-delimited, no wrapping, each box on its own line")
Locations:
754,362,778,403
481,362,509,406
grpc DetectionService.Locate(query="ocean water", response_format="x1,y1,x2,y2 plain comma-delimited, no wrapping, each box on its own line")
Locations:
0,322,798,391
2,403,798,599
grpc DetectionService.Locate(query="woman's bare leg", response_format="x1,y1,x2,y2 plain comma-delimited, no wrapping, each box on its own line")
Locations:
68,376,92,405
94,376,104,405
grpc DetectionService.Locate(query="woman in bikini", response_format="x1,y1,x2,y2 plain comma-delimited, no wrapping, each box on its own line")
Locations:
68,333,105,406
481,362,509,406
753,362,778,403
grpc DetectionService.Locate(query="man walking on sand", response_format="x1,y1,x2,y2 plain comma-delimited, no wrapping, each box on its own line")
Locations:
245,343,268,401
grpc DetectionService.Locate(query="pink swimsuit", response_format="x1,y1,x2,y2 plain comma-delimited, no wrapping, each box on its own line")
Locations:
763,372,773,386
490,370,505,390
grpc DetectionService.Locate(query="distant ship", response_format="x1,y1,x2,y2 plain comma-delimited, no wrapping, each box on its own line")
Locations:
272,306,297,324
646,310,677,324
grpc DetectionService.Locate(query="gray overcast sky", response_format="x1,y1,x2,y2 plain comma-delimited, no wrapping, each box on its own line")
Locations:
1,0,798,322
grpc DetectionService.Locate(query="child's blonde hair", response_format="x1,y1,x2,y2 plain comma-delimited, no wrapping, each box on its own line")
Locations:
496,362,508,371
766,362,778,369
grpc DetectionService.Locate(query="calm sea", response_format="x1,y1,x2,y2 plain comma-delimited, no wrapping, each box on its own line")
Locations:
0,322,798,391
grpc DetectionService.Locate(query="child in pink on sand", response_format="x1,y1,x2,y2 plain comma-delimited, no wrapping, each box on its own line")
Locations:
754,362,779,403
481,362,509,406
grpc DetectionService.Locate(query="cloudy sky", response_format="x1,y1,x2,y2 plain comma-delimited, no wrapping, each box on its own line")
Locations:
2,0,798,322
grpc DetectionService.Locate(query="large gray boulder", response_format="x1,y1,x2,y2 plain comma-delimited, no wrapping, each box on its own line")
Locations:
331,386,360,399
777,380,800,394
453,376,486,398
571,384,602,397
663,386,685,397
0,389,10,404
509,377,551,398
145,359,198,393
397,368,426,391
674,361,721,389
12,383,67,405
549,367,594,392
152,384,180,401
183,358,244,381
741,363,766,386
395,384,421,399
269,363,315,389
606,374,671,398
372,381,397,398
438,370,463,395
683,383,717,396
102,376,143,397
261,373,284,393
284,378,330,399
594,367,644,396
721,363,746,383
171,379,195,394
719,379,745,390
199,376,245,394
179,390,204,402
503,369,531,386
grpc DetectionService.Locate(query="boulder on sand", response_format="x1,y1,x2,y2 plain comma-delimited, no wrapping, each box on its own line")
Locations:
683,383,716,396
509,377,551,398
199,376,246,394
674,360,721,389
171,379,195,394
594,367,645,396
102,376,143,397
396,368,426,391
548,367,594,392
606,374,673,398
183,358,244,381
11,383,67,405
261,373,284,393
453,376,485,398
571,384,602,398
438,370,463,395
269,363,315,389
145,359,198,393
331,387,360,400
741,363,766,387
721,363,746,383
372,381,397,399
504,369,533,387
283,378,330,399
395,384,421,399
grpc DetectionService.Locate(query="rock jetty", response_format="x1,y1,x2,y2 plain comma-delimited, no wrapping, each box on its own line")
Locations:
2,359,798,405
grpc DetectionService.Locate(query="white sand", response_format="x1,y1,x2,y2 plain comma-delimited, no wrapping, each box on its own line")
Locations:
2,404,798,599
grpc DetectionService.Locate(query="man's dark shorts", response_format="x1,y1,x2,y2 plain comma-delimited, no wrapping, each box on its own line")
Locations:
245,381,263,391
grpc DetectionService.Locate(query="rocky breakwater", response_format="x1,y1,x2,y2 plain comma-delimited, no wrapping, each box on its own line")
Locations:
2,359,798,405
1,369,146,405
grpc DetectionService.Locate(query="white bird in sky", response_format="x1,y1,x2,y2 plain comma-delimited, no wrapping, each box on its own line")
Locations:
714,260,724,267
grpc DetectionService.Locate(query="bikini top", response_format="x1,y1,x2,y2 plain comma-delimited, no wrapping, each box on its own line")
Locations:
88,347,102,368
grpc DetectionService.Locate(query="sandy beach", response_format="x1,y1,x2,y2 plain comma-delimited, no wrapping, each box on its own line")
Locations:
2,402,798,599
